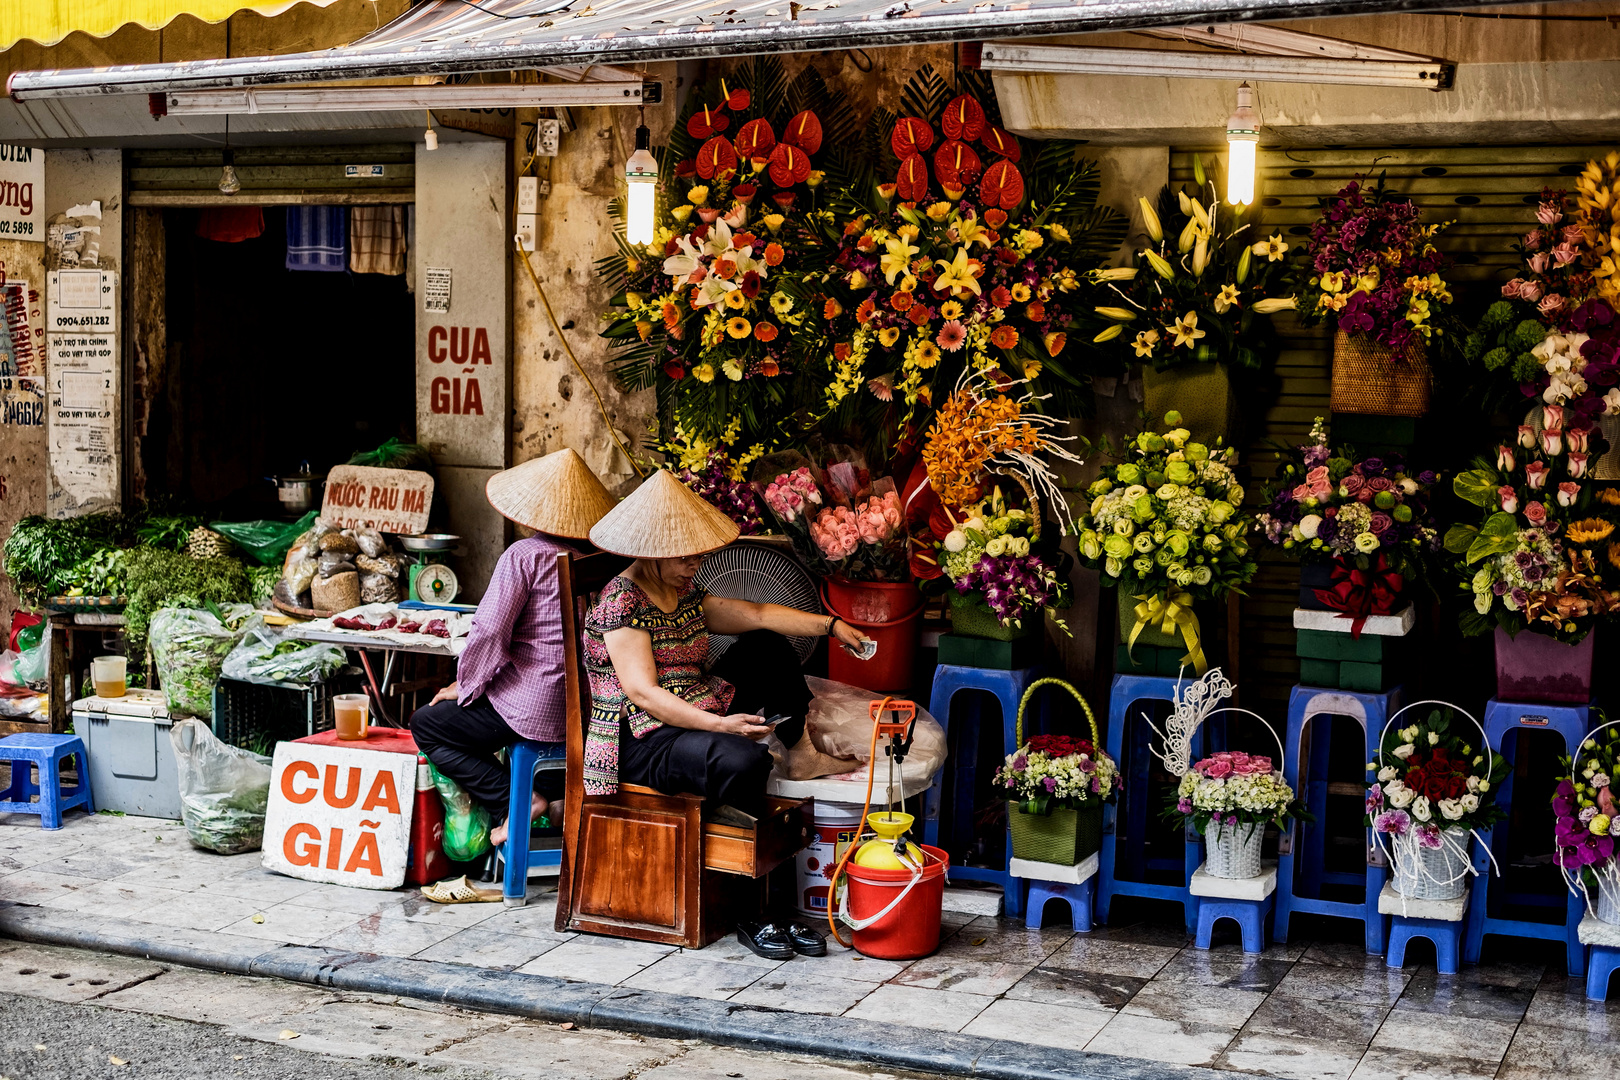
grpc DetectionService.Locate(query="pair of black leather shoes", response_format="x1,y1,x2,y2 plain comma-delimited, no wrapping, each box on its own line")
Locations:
737,919,827,959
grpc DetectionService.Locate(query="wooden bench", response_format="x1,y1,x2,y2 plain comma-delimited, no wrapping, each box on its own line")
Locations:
552,551,813,948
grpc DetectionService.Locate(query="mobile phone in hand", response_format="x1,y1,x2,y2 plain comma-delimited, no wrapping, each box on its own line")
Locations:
761,713,791,728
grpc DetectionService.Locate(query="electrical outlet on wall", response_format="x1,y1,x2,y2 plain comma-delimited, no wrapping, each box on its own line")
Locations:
536,119,561,157
517,176,539,214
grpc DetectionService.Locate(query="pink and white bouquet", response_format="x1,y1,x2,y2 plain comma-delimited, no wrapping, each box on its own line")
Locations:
1168,750,1298,837
762,466,823,524
810,489,909,582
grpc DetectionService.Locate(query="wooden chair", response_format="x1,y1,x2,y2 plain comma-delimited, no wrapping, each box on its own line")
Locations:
552,552,813,948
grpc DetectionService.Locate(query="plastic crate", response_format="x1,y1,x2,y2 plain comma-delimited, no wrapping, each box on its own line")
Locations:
211,673,360,752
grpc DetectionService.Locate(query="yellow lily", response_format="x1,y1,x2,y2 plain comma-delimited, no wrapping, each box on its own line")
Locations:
1252,296,1298,314
1170,312,1206,348
1144,250,1176,280
954,212,992,250
1093,324,1125,343
1094,306,1138,322
934,247,983,297
881,235,920,286
1139,197,1163,242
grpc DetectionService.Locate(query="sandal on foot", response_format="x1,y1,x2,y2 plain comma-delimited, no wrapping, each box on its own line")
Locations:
421,875,503,904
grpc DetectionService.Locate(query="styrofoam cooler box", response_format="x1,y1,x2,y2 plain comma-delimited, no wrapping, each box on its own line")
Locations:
70,689,182,820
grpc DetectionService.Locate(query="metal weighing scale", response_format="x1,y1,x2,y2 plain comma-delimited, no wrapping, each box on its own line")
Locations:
398,533,461,604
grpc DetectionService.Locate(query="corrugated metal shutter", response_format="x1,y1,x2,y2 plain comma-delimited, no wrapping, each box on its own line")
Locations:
128,143,415,206
1168,144,1604,711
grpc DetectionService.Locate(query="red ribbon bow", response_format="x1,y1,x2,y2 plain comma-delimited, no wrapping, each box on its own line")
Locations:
1312,556,1404,639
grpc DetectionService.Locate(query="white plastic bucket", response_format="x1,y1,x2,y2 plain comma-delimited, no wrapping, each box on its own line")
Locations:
796,800,868,921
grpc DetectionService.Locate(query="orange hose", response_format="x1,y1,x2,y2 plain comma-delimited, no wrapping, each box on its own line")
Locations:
827,695,891,949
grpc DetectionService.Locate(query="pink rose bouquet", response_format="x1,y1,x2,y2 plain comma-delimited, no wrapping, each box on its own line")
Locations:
810,489,909,582
1167,749,1299,838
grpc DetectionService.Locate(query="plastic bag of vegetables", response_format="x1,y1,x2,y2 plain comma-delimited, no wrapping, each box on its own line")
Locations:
170,718,271,854
150,604,259,719
222,623,346,686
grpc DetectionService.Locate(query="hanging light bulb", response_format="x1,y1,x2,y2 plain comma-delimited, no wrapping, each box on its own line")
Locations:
625,108,658,246
424,109,439,151
218,147,240,195
1226,82,1259,207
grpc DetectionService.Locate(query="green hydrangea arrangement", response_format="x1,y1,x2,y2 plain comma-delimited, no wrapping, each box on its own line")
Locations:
1463,300,1554,387
1074,412,1259,603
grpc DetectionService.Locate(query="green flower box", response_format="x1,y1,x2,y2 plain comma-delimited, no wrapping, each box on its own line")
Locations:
940,632,1042,671
949,592,1040,642
1117,589,1185,650
1296,628,1393,663
1008,801,1104,865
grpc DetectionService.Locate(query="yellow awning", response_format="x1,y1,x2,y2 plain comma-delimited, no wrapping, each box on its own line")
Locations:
0,1,339,52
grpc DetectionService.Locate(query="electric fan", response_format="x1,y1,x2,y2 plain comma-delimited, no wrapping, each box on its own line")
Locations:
694,541,822,666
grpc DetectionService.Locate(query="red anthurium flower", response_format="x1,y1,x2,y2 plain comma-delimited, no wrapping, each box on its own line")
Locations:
896,154,930,202
663,360,685,379
980,159,1025,210
781,110,823,155
734,118,776,159
940,94,986,141
695,136,738,179
675,159,697,179
725,87,751,111
686,104,729,139
768,143,812,187
980,126,1021,163
933,139,982,188
891,117,934,159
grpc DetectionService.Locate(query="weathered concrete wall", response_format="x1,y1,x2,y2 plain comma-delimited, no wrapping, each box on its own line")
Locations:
43,149,121,518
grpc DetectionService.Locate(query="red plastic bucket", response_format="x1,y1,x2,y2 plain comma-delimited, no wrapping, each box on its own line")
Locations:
823,578,922,624
844,844,949,960
824,598,923,693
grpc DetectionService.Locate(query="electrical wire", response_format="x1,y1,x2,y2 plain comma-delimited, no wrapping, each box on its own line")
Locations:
826,696,891,949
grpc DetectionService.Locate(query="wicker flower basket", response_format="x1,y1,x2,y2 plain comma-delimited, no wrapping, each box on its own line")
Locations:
1391,826,1471,901
1330,331,1431,418
1009,801,1104,865
1205,821,1266,879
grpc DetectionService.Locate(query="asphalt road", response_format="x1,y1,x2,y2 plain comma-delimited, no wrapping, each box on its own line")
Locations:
0,941,937,1080
0,994,502,1080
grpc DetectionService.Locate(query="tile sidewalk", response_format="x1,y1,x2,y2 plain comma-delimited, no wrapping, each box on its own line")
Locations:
5,812,1620,1079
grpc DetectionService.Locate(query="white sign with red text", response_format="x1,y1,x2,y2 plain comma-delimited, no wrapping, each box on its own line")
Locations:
320,464,434,535
262,742,416,890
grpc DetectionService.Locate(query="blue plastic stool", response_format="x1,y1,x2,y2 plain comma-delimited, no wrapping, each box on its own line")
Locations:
497,739,567,905
1195,896,1273,953
1587,946,1620,1000
1463,698,1595,976
1387,915,1463,974
1026,879,1095,933
1274,685,1404,954
1097,674,1208,935
925,664,1045,917
0,733,94,829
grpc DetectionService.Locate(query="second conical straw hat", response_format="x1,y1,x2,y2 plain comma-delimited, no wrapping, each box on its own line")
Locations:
588,468,740,558
485,448,616,539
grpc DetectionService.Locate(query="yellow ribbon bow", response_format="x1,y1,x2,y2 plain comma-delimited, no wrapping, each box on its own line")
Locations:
1127,590,1207,675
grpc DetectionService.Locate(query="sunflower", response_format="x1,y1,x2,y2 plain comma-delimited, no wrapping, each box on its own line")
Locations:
1611,538,1620,571
913,341,942,369
725,317,752,339
1599,488,1620,507
1568,518,1616,545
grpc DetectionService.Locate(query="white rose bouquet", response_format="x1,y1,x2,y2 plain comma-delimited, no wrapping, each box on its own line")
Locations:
1365,708,1508,845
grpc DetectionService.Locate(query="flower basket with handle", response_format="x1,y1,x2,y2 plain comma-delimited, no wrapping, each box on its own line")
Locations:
1159,670,1299,881
996,678,1116,866
1555,719,1620,925
1368,700,1506,907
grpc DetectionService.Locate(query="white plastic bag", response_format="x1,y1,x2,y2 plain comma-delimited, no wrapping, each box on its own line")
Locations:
222,623,346,686
151,605,258,718
170,718,272,854
791,676,947,784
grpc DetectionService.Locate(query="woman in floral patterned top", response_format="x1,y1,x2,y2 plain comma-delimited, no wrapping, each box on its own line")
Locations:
585,471,871,817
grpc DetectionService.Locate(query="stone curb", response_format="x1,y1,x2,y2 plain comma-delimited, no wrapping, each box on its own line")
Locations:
0,903,1206,1080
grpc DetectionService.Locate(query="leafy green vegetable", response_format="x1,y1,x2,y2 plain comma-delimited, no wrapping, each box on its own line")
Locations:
61,548,130,597
3,513,138,606
124,548,252,659
247,565,281,607
150,605,257,719
136,514,206,552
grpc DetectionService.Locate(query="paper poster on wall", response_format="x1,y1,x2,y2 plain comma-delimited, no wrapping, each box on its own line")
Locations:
47,333,117,504
46,269,116,332
262,741,415,890
423,267,452,314
0,145,43,241
0,282,46,428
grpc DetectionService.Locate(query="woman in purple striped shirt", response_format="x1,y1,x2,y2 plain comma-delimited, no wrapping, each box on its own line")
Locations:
410,449,617,848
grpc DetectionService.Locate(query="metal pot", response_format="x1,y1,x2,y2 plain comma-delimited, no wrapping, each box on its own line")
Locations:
269,463,325,516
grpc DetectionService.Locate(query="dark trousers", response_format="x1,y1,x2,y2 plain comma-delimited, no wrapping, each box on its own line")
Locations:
409,694,561,824
619,630,813,818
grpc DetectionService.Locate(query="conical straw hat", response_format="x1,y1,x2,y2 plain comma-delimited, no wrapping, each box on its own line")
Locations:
589,468,740,558
485,448,616,539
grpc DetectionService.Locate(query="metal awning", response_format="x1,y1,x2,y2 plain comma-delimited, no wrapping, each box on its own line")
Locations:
0,0,339,52
9,0,1528,99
